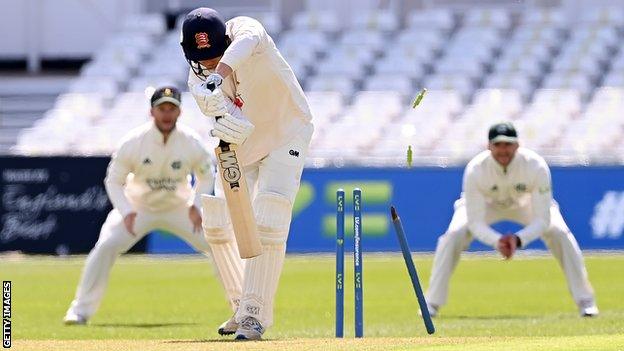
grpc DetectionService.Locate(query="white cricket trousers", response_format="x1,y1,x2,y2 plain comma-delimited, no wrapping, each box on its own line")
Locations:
66,206,212,318
426,199,596,307
215,123,313,328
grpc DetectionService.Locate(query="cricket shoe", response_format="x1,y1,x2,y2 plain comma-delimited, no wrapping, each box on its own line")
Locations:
217,315,238,336
234,316,265,341
578,299,599,317
419,303,439,318
63,312,88,325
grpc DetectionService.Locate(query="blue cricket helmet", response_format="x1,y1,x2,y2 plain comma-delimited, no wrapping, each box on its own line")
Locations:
180,8,229,77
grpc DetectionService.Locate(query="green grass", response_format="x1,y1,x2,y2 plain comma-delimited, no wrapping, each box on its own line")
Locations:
2,253,623,350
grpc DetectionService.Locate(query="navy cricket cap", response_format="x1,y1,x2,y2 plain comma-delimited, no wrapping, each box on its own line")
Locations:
488,122,518,143
151,86,181,107
180,8,228,61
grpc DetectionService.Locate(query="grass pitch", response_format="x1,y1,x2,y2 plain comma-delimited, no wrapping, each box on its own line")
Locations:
2,253,623,350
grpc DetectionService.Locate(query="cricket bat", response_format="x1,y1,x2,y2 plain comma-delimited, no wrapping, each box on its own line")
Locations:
207,83,263,259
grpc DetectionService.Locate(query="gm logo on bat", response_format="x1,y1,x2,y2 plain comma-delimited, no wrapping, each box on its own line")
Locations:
218,149,241,189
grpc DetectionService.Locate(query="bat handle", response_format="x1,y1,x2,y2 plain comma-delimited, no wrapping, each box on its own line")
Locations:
205,81,217,91
204,81,229,147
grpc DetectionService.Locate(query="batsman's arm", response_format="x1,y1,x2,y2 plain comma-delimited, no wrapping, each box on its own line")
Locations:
214,63,233,80
219,17,266,73
515,161,552,247
464,168,501,248
104,143,135,217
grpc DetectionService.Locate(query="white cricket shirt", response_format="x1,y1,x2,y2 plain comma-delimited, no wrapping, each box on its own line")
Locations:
462,147,553,247
188,16,313,166
105,122,215,217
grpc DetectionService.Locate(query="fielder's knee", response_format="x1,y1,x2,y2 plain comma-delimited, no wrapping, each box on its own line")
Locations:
543,226,570,241
253,192,292,246
92,236,126,256
201,195,233,244
438,227,468,247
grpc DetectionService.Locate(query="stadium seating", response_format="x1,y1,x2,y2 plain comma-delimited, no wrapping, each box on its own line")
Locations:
9,6,624,166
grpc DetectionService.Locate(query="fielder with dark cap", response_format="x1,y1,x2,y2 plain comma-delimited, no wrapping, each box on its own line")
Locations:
180,8,314,340
425,122,599,318
63,87,225,325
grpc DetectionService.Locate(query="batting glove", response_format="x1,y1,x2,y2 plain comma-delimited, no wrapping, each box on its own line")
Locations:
211,113,255,145
205,73,223,88
191,82,227,117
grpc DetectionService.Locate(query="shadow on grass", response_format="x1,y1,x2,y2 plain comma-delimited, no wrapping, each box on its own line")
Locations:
164,339,272,344
92,322,200,328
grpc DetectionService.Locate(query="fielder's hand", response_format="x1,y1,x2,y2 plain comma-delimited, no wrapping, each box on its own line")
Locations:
497,233,519,260
124,212,137,236
191,82,227,117
211,113,255,145
189,205,202,234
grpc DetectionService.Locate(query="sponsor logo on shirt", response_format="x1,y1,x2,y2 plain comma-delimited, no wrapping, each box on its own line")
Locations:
492,198,515,208
146,178,178,191
591,191,624,239
197,162,212,176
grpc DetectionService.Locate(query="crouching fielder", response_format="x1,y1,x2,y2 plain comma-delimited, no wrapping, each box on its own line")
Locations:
425,122,598,318
180,8,314,340
64,87,242,324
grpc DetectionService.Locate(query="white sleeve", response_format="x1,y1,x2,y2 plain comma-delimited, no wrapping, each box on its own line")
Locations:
220,17,267,71
187,67,203,89
516,160,552,247
189,138,215,209
104,143,135,217
464,165,501,247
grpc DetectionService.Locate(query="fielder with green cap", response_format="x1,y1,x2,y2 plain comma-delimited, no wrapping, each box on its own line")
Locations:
64,87,219,325
425,122,598,318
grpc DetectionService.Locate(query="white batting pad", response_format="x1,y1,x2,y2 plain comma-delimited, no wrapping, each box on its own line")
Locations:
253,192,292,244
201,194,244,311
201,195,231,243
236,244,285,327
236,192,293,327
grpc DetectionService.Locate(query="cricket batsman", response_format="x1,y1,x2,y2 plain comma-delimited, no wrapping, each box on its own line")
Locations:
180,8,314,340
425,122,599,318
64,87,241,324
